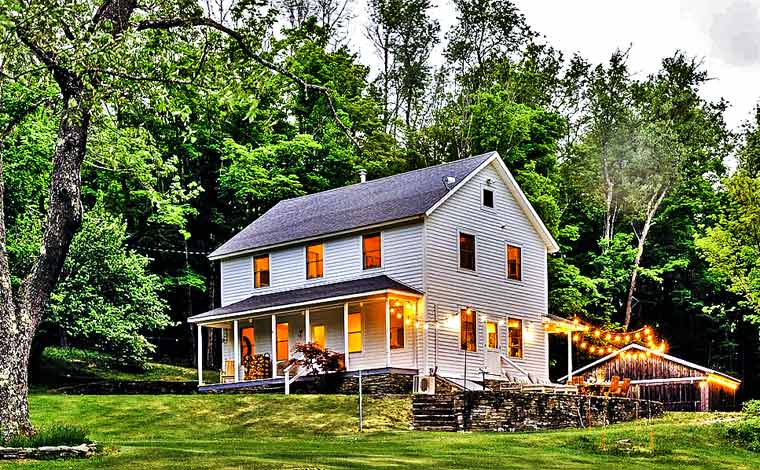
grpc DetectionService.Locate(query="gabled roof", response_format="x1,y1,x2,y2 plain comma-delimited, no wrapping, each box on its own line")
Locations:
209,151,559,260
188,275,423,324
559,343,741,384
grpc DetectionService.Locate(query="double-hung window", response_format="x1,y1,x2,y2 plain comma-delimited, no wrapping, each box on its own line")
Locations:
254,254,270,288
363,233,381,270
348,311,363,352
459,232,476,271
506,244,522,281
460,308,476,351
507,319,523,358
390,304,405,349
306,243,324,279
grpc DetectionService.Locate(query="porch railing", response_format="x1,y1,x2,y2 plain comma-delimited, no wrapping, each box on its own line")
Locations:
284,364,309,395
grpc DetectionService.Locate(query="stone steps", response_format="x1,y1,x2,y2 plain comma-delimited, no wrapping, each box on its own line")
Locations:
412,395,460,432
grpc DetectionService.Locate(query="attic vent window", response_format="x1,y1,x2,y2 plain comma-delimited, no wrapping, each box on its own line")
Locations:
483,188,494,208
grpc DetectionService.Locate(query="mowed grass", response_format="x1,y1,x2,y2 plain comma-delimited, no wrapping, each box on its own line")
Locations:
4,393,759,469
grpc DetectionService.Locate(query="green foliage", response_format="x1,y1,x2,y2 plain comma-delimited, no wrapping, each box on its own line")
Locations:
5,424,89,448
725,401,760,452
48,207,170,369
696,173,760,323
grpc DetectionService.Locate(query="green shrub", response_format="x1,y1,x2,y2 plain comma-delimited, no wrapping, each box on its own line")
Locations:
5,424,90,448
742,400,760,418
725,400,760,451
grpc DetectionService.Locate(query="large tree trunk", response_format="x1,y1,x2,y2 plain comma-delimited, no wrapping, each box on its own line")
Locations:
623,188,667,330
0,89,89,441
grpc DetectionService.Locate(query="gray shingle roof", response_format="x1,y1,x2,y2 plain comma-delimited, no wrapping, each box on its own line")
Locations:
209,152,496,259
188,275,423,323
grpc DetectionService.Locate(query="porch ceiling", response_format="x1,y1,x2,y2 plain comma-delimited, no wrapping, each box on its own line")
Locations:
188,275,423,324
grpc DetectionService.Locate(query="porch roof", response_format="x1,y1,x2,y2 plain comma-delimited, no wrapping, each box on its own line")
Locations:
188,275,423,324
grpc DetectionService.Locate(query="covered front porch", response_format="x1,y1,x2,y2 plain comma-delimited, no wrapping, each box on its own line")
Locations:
189,276,424,388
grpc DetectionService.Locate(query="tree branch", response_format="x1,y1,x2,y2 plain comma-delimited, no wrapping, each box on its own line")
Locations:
136,17,362,154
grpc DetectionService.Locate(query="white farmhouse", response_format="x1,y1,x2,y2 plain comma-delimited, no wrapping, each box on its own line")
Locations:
189,151,579,392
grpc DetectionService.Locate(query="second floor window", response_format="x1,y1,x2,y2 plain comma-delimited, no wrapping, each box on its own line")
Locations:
363,233,381,270
460,308,476,351
390,304,405,349
507,244,522,281
254,254,270,288
459,232,476,271
306,243,324,279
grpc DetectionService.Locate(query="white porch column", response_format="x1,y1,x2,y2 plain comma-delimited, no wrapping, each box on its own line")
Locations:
233,320,240,382
343,302,350,371
271,314,277,378
305,309,311,343
385,297,391,367
567,330,573,382
196,324,203,385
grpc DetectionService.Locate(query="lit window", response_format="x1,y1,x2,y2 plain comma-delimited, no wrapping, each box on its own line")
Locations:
276,322,289,361
390,303,404,349
483,188,494,208
241,327,255,357
486,321,498,349
459,233,476,271
306,243,324,279
311,324,326,350
508,319,523,358
460,308,476,351
254,254,270,288
363,233,381,270
348,311,362,352
507,245,522,281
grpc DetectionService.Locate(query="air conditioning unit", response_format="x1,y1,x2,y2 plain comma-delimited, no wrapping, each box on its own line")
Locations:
413,375,436,395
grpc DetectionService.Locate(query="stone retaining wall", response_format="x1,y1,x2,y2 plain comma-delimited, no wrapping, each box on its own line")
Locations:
0,444,97,460
53,380,197,395
413,391,664,432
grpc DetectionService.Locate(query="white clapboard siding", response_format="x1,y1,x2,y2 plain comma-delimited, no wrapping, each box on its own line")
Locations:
218,222,424,307
423,162,549,381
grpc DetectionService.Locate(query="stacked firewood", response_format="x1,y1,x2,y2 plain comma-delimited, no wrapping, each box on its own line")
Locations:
242,353,271,380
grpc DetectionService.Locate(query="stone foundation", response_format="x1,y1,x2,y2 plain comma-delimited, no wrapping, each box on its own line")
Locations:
0,444,98,460
413,390,664,432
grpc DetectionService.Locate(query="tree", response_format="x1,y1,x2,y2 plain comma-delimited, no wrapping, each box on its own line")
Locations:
0,0,360,440
696,173,760,322
48,206,170,369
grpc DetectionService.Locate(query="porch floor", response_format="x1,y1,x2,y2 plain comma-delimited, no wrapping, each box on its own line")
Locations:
198,367,418,393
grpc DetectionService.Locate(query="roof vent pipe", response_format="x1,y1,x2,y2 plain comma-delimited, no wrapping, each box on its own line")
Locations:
359,168,367,183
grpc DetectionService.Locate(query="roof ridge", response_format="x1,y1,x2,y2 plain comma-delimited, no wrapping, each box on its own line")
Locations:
274,151,495,205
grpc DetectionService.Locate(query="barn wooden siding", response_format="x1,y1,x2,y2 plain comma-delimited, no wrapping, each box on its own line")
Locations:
582,353,738,411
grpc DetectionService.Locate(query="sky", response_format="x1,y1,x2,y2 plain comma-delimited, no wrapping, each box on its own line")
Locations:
348,0,760,131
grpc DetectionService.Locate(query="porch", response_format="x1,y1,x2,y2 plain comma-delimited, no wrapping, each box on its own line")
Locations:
189,276,424,388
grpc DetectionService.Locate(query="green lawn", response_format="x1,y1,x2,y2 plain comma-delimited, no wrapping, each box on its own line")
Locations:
3,394,758,469
37,347,217,386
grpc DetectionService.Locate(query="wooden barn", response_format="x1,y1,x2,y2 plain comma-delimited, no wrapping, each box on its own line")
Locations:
561,343,741,411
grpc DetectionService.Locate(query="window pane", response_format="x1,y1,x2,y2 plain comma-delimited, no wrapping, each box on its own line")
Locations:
311,324,326,350
276,322,289,361
507,245,522,280
363,234,381,269
390,304,404,349
306,243,324,279
483,188,494,208
460,308,476,351
348,312,362,352
459,233,475,270
241,327,255,357
254,255,270,288
486,322,498,349
508,318,523,358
